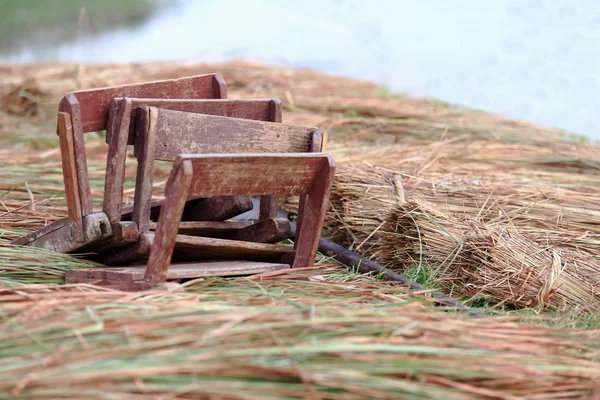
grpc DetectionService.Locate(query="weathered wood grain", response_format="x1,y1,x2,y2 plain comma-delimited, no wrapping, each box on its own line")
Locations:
106,98,281,144
292,158,336,269
145,160,193,284
12,213,112,254
181,195,253,221
57,112,84,241
58,74,225,133
229,218,292,243
149,220,253,236
90,221,139,252
66,261,289,285
131,107,158,233
103,98,133,224
147,108,318,161
171,234,293,260
180,153,332,196
60,93,93,216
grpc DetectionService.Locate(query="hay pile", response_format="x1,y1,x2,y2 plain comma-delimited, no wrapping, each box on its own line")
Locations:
380,198,600,311
1,276,599,399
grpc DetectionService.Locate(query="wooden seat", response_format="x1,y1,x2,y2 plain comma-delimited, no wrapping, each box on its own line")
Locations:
95,107,324,265
11,74,226,253
68,153,335,288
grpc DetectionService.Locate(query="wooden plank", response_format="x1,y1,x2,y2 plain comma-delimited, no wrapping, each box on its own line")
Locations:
106,98,280,145
60,93,93,216
180,154,333,196
11,219,69,246
57,112,84,241
90,222,139,252
102,98,133,224
145,161,193,284
259,195,278,220
229,218,292,243
131,107,158,233
292,159,336,269
58,73,225,134
148,220,253,236
11,212,112,254
66,261,289,284
181,195,254,221
120,196,206,221
170,233,293,260
97,234,151,266
150,108,318,161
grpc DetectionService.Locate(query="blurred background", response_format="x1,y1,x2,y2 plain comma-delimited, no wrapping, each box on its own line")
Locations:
1,0,598,139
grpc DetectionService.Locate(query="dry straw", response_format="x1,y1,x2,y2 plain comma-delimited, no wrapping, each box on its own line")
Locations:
0,277,599,399
379,198,600,311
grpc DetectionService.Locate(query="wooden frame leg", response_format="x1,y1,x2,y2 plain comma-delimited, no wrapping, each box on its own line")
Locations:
132,107,158,233
103,99,133,224
57,112,84,242
292,162,335,269
144,161,193,284
259,195,278,220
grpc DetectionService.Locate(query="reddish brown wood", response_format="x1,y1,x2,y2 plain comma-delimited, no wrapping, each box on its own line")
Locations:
106,98,281,145
229,218,292,243
66,261,289,288
149,220,253,236
90,221,139,252
57,112,84,242
60,94,93,216
98,234,151,266
131,107,158,233
145,160,193,284
11,219,69,246
57,73,226,224
120,196,206,221
170,234,293,260
103,98,133,224
11,213,112,253
181,196,254,221
292,158,336,269
182,154,330,196
58,74,225,133
144,108,318,161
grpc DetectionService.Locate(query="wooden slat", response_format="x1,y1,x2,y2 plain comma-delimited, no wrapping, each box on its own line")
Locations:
90,222,139,252
60,94,93,216
11,213,112,253
120,196,206,221
149,220,253,236
180,154,333,196
145,161,193,283
11,219,69,246
168,233,293,260
102,98,133,224
58,73,224,134
181,196,254,221
229,218,292,243
132,107,158,233
106,98,280,145
65,261,289,284
57,112,83,240
149,108,318,161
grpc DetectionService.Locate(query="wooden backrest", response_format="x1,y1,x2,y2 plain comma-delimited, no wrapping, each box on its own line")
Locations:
58,73,226,134
134,107,322,161
171,153,335,196
106,98,281,145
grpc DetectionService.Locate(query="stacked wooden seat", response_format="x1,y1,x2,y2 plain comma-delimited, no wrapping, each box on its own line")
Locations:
11,74,335,291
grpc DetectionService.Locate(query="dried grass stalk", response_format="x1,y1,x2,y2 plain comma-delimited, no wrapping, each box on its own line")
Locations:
379,198,600,311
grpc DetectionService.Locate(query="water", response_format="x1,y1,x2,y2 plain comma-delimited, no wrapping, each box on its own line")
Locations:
2,0,599,138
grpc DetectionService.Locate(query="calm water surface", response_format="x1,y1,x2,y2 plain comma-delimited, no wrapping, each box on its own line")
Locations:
3,0,599,138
